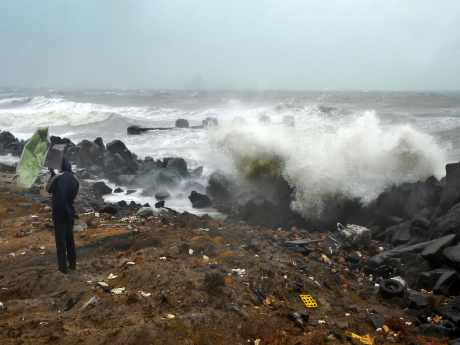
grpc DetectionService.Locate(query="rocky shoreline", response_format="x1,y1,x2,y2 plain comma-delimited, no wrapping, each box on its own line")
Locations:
2,128,460,342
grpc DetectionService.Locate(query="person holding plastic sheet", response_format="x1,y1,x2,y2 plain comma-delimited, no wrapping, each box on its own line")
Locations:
46,158,79,273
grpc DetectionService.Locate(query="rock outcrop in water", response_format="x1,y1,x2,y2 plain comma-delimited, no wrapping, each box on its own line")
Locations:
0,131,24,156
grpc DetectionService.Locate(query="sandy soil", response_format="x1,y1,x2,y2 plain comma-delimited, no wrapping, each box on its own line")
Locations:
0,178,450,345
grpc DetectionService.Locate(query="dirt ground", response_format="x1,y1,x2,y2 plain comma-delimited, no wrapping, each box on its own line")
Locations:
0,181,452,344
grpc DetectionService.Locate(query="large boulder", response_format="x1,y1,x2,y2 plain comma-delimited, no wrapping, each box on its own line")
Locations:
432,202,460,238
189,191,212,209
421,234,457,264
418,269,460,295
0,131,23,155
206,172,235,205
76,140,105,168
440,162,460,212
92,181,113,197
443,243,460,269
164,157,189,178
175,119,189,128
106,140,135,162
374,178,441,223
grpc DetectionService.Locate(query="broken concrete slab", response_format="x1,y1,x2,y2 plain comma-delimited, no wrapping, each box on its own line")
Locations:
443,243,460,269
421,234,457,264
368,239,436,267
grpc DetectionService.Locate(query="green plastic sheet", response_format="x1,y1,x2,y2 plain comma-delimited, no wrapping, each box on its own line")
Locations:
16,128,49,189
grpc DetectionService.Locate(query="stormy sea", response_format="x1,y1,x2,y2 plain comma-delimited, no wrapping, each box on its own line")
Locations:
1,88,460,215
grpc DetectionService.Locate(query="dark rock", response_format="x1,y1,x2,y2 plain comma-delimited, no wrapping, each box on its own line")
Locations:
94,137,104,148
127,125,151,135
202,117,218,128
368,239,437,267
206,172,235,209
50,136,74,147
76,140,105,168
440,162,460,212
126,189,136,195
175,119,189,128
432,203,460,238
164,157,189,178
0,131,23,155
417,320,457,338
375,179,441,222
367,312,385,329
113,187,124,193
155,200,165,208
421,234,457,264
438,296,460,326
137,207,154,217
190,166,203,178
443,243,460,269
100,204,118,215
155,191,170,201
92,182,113,197
189,191,212,209
406,289,430,309
117,200,128,207
418,269,460,295
106,140,133,160
386,221,411,246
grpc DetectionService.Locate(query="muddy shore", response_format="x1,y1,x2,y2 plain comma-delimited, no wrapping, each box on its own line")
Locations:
0,175,453,345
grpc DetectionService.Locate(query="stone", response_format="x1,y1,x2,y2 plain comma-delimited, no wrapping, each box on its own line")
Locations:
418,269,460,295
164,157,188,178
406,289,430,309
92,182,113,197
94,137,105,148
421,234,457,264
76,140,105,168
175,118,189,128
113,187,124,193
385,221,411,246
189,191,212,209
137,207,154,217
443,243,460,269
368,239,438,267
155,191,170,201
432,203,460,238
100,205,118,215
202,117,218,128
440,162,460,212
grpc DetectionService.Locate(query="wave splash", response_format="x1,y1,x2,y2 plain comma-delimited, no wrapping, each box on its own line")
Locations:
211,111,447,218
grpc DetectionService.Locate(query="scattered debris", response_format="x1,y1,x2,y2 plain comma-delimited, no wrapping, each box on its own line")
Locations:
111,287,126,295
299,294,318,308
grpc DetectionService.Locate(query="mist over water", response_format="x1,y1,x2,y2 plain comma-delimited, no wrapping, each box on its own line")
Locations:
0,89,459,215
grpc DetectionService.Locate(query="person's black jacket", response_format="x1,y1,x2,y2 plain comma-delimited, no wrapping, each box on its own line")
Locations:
46,159,79,224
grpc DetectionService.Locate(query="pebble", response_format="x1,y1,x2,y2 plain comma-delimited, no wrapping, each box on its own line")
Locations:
107,273,118,280
166,313,175,319
188,248,194,255
139,291,151,297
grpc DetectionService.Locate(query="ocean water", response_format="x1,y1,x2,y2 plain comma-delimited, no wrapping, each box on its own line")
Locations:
1,88,460,215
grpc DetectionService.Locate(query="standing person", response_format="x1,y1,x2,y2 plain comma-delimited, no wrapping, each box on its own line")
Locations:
46,158,79,273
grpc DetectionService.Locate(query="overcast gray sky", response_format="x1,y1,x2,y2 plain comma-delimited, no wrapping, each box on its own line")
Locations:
1,0,459,90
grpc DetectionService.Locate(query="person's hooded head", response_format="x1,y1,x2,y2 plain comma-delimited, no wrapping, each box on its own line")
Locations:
61,158,72,173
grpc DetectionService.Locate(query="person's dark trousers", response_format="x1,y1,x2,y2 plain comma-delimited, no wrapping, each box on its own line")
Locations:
54,221,76,273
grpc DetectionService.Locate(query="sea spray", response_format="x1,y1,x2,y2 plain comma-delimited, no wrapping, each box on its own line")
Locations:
210,111,447,219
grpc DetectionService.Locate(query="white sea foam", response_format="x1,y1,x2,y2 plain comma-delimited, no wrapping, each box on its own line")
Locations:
210,111,447,218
